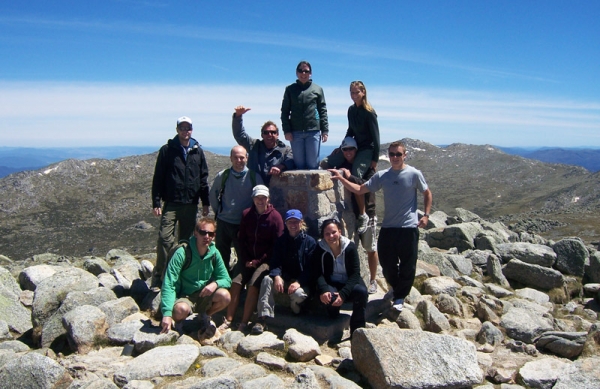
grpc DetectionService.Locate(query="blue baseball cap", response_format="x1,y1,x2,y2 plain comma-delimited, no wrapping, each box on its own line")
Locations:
285,209,303,221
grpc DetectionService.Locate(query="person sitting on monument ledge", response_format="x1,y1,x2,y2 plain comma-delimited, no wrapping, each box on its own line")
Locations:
253,209,316,334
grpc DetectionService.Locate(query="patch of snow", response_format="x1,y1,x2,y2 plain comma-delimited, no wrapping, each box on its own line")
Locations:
43,167,57,175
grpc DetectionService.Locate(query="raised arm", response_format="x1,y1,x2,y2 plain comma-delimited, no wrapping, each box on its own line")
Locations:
328,169,370,195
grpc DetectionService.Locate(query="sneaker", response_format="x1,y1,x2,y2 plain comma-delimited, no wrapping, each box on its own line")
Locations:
368,280,378,294
383,287,394,302
251,319,266,335
217,318,231,332
392,298,404,313
357,214,369,235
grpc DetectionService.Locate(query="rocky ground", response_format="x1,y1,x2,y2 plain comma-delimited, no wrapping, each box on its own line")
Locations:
1,207,600,388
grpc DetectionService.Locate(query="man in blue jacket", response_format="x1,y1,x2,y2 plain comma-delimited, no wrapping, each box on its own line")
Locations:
151,116,210,290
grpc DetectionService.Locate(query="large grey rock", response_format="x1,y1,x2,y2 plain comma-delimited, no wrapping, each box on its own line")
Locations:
83,257,112,276
500,307,554,343
201,356,243,377
515,288,550,304
586,251,600,283
535,331,586,359
487,254,511,287
418,252,459,278
496,243,556,267
283,328,321,362
422,276,461,296
476,321,504,345
0,320,10,341
32,267,99,329
0,352,73,389
518,358,571,389
132,327,178,353
229,363,268,383
291,367,320,389
435,293,464,317
106,320,147,345
552,238,588,276
424,222,483,252
352,327,482,389
113,344,199,386
445,254,473,275
0,267,33,334
553,357,600,389
242,374,285,389
502,259,564,290
236,332,285,357
197,345,227,358
98,297,140,327
18,265,62,291
418,300,451,333
465,249,493,267
62,305,109,354
256,352,287,370
217,330,245,353
39,286,117,348
0,340,30,352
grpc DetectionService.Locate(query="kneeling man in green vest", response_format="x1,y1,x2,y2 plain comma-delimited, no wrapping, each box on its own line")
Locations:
160,217,232,340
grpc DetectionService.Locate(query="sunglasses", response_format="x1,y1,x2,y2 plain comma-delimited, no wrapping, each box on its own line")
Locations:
297,69,311,74
178,127,192,132
389,152,403,158
262,130,278,135
341,147,356,152
196,228,215,238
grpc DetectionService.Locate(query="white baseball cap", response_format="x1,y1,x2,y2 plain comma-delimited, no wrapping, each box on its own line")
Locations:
177,116,193,126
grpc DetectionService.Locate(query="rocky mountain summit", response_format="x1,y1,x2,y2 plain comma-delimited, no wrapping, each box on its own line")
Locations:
1,207,599,388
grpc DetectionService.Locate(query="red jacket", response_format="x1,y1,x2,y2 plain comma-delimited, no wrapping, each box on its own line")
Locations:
237,204,284,266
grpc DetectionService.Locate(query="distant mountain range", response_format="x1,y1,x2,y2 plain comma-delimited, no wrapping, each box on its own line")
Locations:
1,140,599,261
1,145,599,179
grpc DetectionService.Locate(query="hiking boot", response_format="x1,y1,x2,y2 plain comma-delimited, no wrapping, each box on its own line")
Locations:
251,318,266,335
357,214,369,235
150,275,162,292
368,280,378,294
197,314,216,340
392,298,404,313
217,318,231,332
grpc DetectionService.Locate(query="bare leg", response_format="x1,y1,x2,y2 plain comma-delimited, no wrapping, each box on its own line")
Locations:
207,288,231,316
241,285,260,325
368,251,379,282
355,193,366,216
225,282,242,322
171,302,191,322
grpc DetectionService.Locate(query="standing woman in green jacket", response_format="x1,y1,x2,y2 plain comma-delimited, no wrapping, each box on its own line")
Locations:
280,61,329,170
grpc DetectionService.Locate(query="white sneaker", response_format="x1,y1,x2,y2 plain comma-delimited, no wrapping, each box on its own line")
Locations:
357,214,369,235
368,280,377,294
392,298,404,313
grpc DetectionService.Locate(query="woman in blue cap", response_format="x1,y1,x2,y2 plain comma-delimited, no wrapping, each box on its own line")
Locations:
252,209,316,334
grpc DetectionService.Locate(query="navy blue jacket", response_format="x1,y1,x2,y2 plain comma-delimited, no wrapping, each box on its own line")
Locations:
268,229,316,289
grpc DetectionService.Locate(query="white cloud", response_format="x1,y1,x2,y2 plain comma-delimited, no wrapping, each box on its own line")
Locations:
0,81,598,148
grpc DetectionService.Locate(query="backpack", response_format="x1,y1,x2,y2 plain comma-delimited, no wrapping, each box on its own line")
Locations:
162,239,193,279
162,239,218,279
217,168,256,215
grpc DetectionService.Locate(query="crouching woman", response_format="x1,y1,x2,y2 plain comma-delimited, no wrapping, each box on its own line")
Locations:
254,209,316,334
312,218,367,335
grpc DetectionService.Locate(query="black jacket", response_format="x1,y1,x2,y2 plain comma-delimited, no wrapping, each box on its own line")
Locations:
268,230,316,288
312,237,361,302
151,136,210,208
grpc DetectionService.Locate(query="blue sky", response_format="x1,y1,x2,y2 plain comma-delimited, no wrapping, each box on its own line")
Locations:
1,1,599,148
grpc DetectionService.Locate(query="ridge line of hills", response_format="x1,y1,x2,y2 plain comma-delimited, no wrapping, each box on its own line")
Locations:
1,139,599,261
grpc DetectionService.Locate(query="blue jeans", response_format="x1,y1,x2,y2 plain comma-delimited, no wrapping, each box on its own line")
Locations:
290,130,320,169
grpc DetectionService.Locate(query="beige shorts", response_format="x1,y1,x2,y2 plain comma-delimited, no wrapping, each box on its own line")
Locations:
359,216,378,253
175,288,214,314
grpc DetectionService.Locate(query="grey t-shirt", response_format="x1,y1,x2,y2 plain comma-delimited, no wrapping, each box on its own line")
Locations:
364,165,428,228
